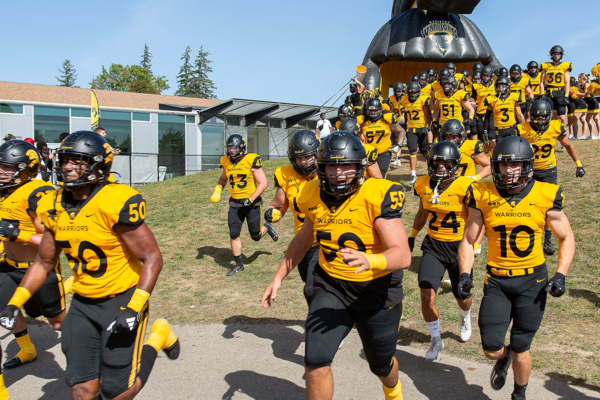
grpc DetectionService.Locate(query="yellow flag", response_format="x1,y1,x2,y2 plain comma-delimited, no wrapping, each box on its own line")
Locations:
91,90,100,129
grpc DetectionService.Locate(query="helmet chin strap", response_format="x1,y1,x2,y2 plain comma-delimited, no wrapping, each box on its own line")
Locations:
431,179,441,204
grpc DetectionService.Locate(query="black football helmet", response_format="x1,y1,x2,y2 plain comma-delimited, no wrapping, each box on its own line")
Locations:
339,118,360,137
338,104,352,119
496,67,508,77
288,130,320,177
366,98,383,121
393,81,407,98
481,65,494,84
410,74,419,82
472,71,482,84
527,61,539,77
407,82,421,102
226,134,246,161
56,131,113,190
443,76,458,95
418,72,429,88
316,131,367,197
491,136,534,190
427,68,437,83
472,62,484,73
440,119,466,147
0,140,41,189
509,64,522,83
550,45,564,62
495,76,511,96
446,63,457,75
438,68,451,84
529,100,553,131
460,70,470,80
427,141,461,183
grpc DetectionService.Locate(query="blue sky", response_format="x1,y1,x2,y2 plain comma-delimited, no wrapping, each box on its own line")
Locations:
2,0,599,106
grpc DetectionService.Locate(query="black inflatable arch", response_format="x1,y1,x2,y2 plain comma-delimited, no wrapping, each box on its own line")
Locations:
362,0,503,96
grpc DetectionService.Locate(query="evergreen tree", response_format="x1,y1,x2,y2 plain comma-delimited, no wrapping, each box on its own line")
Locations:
189,46,217,99
140,44,153,74
175,46,194,96
56,59,79,87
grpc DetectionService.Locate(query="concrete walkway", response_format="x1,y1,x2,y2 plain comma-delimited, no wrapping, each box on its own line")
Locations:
2,323,599,399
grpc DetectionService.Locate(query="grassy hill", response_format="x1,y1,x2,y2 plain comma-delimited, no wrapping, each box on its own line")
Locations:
139,141,600,387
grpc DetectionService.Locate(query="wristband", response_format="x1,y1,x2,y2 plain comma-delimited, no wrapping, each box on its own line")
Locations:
8,287,32,308
475,174,482,181
410,228,420,238
410,155,417,158
127,288,150,313
213,184,223,194
576,160,582,168
363,253,388,271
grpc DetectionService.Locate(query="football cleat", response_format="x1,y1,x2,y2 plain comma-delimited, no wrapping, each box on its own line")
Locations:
425,336,444,361
226,264,244,276
490,346,512,390
441,279,452,290
409,175,417,185
3,354,37,369
460,314,472,342
264,222,278,242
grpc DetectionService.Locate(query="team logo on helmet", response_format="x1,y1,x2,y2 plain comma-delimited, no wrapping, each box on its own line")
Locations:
421,20,458,53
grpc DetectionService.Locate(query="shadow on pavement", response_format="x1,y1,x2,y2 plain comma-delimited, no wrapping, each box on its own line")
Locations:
398,325,463,347
3,324,68,399
196,247,272,270
222,317,306,366
222,370,304,400
544,372,600,399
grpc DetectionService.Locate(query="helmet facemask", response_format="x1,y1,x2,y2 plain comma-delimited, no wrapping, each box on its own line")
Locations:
290,153,317,177
491,159,534,190
317,161,366,197
0,162,32,189
427,158,459,183
443,81,456,95
510,72,521,83
57,152,110,191
551,52,563,63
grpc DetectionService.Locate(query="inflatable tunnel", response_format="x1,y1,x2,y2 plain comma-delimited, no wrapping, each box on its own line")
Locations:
362,0,503,97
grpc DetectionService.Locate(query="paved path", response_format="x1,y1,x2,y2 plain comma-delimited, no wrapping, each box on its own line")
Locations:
2,324,599,399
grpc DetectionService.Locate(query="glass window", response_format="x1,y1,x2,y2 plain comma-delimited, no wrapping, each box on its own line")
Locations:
186,115,195,124
0,104,23,114
158,120,185,179
133,112,150,121
269,119,281,128
34,106,69,143
247,126,269,157
204,116,224,125
307,121,317,130
225,116,240,126
100,119,131,153
100,110,131,121
201,125,225,171
71,108,90,118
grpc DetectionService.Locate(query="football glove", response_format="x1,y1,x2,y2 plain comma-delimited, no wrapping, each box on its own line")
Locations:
408,237,415,252
431,121,440,131
390,144,401,154
109,307,141,334
0,220,20,242
576,166,585,178
546,272,566,298
210,184,223,203
0,305,19,330
264,207,282,223
463,118,473,127
457,273,474,299
241,198,253,207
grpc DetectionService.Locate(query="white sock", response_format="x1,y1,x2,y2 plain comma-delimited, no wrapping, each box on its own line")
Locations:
461,308,471,318
411,170,417,176
426,319,440,338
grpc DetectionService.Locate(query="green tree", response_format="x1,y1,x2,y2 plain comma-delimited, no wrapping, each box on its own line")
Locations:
175,46,194,96
189,46,217,99
137,44,170,94
90,64,132,91
56,59,79,87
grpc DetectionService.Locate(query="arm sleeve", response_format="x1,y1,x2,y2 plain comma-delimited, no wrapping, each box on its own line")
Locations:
378,183,405,219
424,97,431,106
115,193,147,227
466,184,478,209
274,174,281,188
566,63,573,72
558,122,567,138
551,186,565,210
473,141,484,154
251,155,263,169
368,148,378,163
28,186,55,211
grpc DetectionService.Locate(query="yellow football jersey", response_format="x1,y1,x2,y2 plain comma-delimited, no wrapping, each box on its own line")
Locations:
435,90,469,125
421,83,433,99
485,93,521,129
37,184,147,298
0,179,55,243
388,95,404,120
517,121,566,170
458,139,485,177
363,143,378,178
414,176,474,242
541,61,573,88
510,75,531,104
220,153,262,200
335,120,340,130
527,73,543,95
297,178,405,282
401,95,431,129
467,180,564,269
274,164,317,246
357,113,397,154
432,81,444,97
472,83,497,114
454,73,464,83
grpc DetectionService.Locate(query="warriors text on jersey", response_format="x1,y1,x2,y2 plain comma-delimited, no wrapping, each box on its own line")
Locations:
357,113,397,154
37,184,147,298
484,93,522,129
467,180,564,269
458,140,485,177
0,179,54,243
220,153,262,199
401,95,430,129
541,62,573,88
297,178,405,282
413,176,474,242
510,75,531,104
435,90,469,125
472,83,496,114
517,120,567,170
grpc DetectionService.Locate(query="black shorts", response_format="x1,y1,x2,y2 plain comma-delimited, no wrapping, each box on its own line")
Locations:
304,288,402,377
299,245,320,302
418,252,470,300
546,89,567,116
376,151,392,178
406,128,429,154
533,167,557,184
0,260,65,319
62,287,149,398
474,113,486,136
567,101,576,115
478,266,548,353
228,204,262,240
584,96,600,113
495,125,517,142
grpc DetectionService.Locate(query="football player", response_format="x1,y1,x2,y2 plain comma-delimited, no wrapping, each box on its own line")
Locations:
426,68,437,84
0,131,180,399
458,136,575,400
409,142,476,361
460,70,471,93
335,104,353,130
402,82,433,184
483,76,524,148
472,62,484,75
340,119,382,179
388,82,407,122
540,45,572,125
417,72,432,100
210,134,277,276
264,130,320,302
496,67,508,78
0,140,67,370
517,100,585,256
446,62,464,83
262,131,410,400
433,76,475,138
472,66,497,150
357,98,406,178
526,61,544,100
509,65,533,119
346,81,365,116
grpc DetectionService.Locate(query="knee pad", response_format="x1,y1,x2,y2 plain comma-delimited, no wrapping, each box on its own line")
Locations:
229,233,241,240
100,382,127,400
250,232,262,241
304,338,333,368
368,356,394,377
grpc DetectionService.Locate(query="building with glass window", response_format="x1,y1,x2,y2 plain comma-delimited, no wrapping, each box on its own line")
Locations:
0,81,337,184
